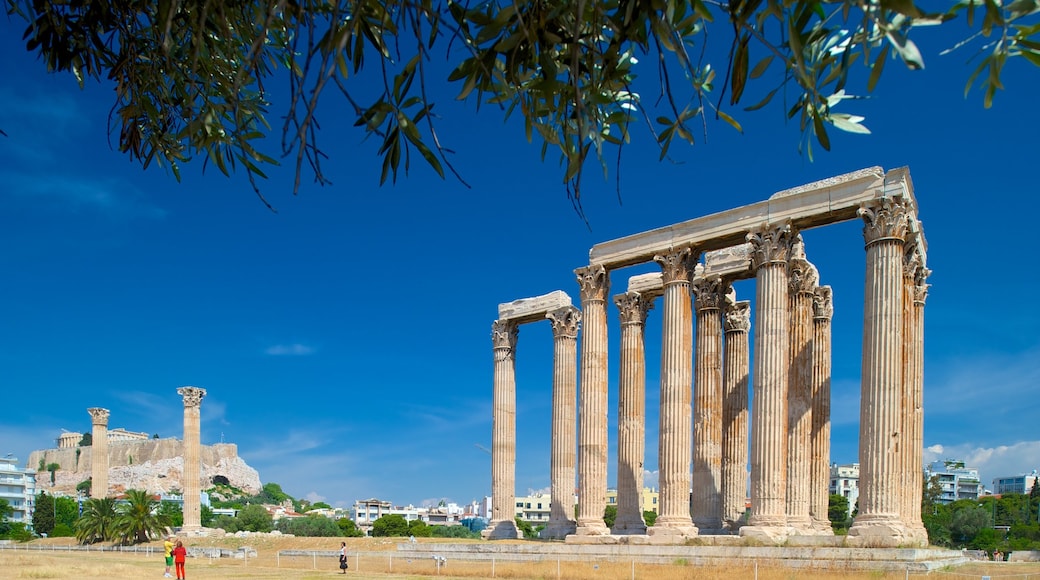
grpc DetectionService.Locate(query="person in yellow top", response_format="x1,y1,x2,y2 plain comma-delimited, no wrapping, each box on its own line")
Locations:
163,536,175,578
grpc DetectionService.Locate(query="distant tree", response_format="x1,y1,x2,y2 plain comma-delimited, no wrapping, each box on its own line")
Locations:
643,511,658,527
828,494,851,531
55,496,79,529
159,501,184,528
1,522,33,542
153,434,160,439
337,518,365,538
922,474,944,511
0,499,12,523
950,504,991,544
1032,479,1040,499
75,497,118,544
212,515,239,533
603,505,617,528
260,483,291,504
78,433,92,446
237,504,274,533
371,514,409,537
431,524,480,539
201,506,215,528
277,514,343,537
408,519,433,538
76,479,92,497
32,491,55,535
311,502,332,510
50,523,75,537
111,489,172,545
514,517,537,539
46,463,60,486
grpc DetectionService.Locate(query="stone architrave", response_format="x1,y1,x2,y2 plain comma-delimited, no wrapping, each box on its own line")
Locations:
545,306,582,539
648,247,699,538
177,386,206,531
612,291,654,534
809,286,835,533
722,297,751,530
741,223,793,542
691,269,724,532
87,408,110,499
848,197,917,545
901,232,930,542
484,320,521,540
786,237,817,532
574,265,611,536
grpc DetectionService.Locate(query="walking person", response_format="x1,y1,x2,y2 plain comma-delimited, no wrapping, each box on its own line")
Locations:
338,541,348,573
172,540,187,580
163,535,175,578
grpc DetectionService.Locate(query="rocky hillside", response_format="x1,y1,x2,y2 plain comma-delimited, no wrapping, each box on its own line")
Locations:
28,439,262,496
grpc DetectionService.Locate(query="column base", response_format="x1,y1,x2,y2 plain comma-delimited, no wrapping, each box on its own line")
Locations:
847,514,918,547
739,525,789,543
612,513,647,535
574,519,611,536
810,517,835,535
481,519,521,540
541,519,577,539
692,517,723,533
785,514,814,533
647,516,699,539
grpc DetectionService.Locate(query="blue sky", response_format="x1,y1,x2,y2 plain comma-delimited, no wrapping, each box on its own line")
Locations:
1,15,1038,510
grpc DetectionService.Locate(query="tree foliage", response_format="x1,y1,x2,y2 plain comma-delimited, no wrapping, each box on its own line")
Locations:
79,433,92,447
32,492,78,536
110,490,173,545
237,504,275,532
371,514,409,537
277,514,343,536
337,517,366,537
828,494,851,532
7,0,1039,208
75,497,118,544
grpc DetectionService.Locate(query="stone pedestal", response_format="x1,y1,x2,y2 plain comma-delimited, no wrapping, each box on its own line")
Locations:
691,273,724,532
810,286,834,533
545,306,581,539
484,321,521,540
177,386,206,532
648,248,699,539
722,299,750,531
574,265,610,536
786,238,816,532
741,224,792,542
87,408,110,498
613,292,653,534
849,198,914,545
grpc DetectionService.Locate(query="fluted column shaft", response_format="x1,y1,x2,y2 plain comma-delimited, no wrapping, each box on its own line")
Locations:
850,198,913,542
810,286,834,533
485,321,520,539
649,248,699,537
902,236,929,541
722,299,750,530
742,224,792,537
87,408,110,499
575,265,610,535
178,386,206,531
546,307,581,538
613,292,653,533
692,275,724,531
786,241,817,532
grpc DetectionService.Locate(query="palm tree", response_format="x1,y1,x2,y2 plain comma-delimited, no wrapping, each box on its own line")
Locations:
75,497,117,544
111,490,172,545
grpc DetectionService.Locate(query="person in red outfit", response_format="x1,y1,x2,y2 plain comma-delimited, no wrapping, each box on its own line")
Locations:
172,540,187,580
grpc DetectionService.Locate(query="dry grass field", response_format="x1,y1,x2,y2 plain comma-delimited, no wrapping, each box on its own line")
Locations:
1,537,1037,580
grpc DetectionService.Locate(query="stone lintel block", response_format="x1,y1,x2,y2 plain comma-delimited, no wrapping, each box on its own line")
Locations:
590,167,897,269
626,272,663,296
702,244,753,280
497,290,572,324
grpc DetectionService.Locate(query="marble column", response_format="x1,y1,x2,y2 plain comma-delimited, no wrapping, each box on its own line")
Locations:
613,291,653,534
545,306,581,539
902,233,930,543
648,247,699,538
810,286,834,533
849,197,914,544
484,320,521,539
87,408,110,499
691,271,724,531
177,386,206,531
786,237,817,532
722,298,750,530
741,223,793,541
574,265,610,536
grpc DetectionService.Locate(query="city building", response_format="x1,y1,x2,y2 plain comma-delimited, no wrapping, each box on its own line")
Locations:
514,492,552,523
0,455,36,525
992,470,1040,495
829,462,860,516
604,487,660,515
56,427,150,449
351,498,421,533
926,459,983,504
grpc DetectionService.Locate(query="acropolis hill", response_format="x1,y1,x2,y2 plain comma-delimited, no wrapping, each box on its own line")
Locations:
28,437,262,497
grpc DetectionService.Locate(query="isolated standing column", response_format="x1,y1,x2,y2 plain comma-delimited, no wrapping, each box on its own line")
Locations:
648,247,699,538
691,273,724,531
177,386,206,531
484,320,520,539
87,408,110,499
575,265,610,535
722,299,750,530
546,306,581,539
613,291,653,533
809,286,834,533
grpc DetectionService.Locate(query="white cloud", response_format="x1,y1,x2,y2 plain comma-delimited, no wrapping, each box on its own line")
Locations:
264,343,315,356
304,491,327,503
643,469,659,490
922,441,1040,489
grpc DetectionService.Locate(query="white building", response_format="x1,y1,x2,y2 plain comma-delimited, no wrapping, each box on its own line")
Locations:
829,462,860,516
992,470,1040,495
0,455,37,525
926,459,983,504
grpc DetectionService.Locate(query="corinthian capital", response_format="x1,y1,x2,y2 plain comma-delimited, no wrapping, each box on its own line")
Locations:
653,246,698,286
547,306,582,339
614,292,653,326
491,320,519,351
724,300,751,333
177,386,207,408
859,197,912,245
747,223,793,269
812,286,834,321
87,407,110,426
575,265,610,303
691,274,724,311
913,281,930,305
